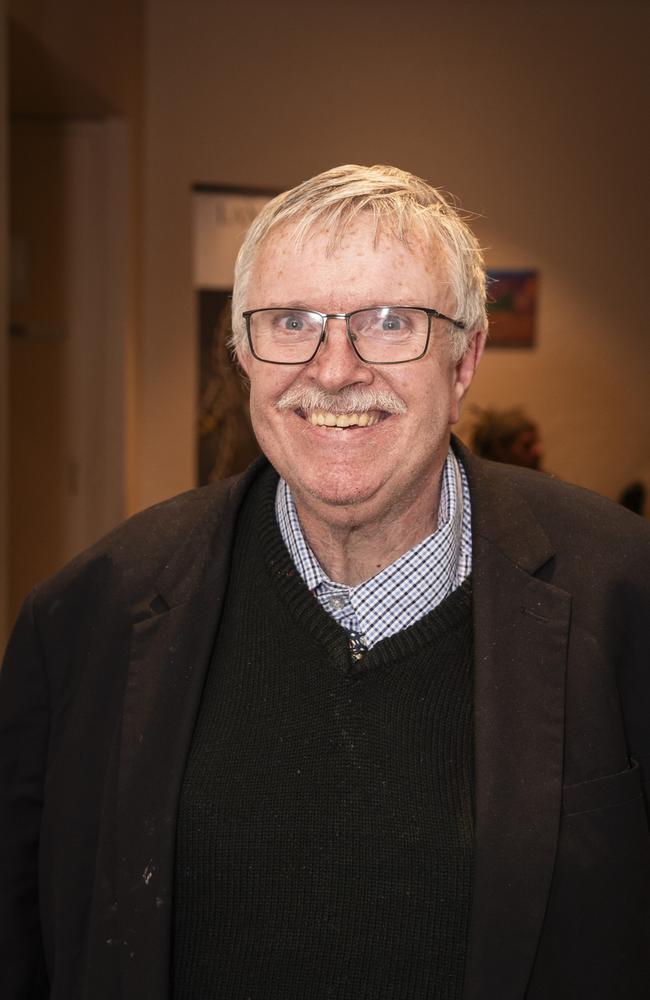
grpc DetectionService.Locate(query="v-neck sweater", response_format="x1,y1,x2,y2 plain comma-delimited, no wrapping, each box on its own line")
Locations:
173,465,475,1000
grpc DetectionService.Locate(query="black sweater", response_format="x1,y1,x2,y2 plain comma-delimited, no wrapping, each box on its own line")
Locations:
173,467,474,999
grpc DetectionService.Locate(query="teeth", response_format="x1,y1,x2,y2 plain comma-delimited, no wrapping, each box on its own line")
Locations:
306,410,381,428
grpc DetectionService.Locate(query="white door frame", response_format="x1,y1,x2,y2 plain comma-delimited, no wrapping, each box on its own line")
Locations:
61,119,129,563
2,118,129,645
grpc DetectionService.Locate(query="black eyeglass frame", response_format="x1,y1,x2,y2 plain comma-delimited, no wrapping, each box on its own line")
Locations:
242,305,466,366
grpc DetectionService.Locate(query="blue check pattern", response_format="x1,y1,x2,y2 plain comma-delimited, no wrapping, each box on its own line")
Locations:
276,447,472,651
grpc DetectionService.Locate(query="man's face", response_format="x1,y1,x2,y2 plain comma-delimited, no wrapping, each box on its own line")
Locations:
238,217,483,528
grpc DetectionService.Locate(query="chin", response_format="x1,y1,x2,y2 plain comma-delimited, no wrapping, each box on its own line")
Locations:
292,470,383,511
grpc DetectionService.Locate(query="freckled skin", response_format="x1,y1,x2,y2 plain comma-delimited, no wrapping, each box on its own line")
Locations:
238,218,485,584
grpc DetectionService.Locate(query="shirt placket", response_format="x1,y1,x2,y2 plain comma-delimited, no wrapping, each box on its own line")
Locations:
319,585,368,661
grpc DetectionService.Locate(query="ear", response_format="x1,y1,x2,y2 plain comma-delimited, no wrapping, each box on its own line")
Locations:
450,329,486,424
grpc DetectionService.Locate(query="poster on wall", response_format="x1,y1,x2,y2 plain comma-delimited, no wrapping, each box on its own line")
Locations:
486,269,538,348
192,185,276,485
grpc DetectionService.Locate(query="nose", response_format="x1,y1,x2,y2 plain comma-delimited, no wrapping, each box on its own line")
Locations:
307,317,373,392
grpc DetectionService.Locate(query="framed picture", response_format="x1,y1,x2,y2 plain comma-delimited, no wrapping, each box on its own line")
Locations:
486,269,538,348
192,185,277,485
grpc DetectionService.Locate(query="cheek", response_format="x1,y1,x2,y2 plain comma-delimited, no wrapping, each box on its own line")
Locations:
248,369,288,412
413,365,457,417
246,381,271,445
247,372,295,447
248,384,274,435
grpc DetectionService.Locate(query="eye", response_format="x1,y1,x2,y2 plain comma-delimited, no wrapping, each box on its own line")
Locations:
278,313,305,332
381,314,405,331
267,310,322,341
368,309,415,339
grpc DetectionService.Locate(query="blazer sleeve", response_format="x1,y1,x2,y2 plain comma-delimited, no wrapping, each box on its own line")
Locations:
617,568,650,817
0,591,50,997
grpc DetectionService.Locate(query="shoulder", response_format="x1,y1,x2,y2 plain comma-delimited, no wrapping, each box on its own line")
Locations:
457,442,650,581
487,458,646,531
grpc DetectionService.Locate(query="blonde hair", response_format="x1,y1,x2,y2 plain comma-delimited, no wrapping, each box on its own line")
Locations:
231,164,487,360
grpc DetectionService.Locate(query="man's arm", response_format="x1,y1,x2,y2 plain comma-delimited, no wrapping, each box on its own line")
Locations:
0,592,50,997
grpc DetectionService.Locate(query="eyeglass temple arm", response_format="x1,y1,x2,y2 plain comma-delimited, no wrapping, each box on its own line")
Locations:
430,308,466,331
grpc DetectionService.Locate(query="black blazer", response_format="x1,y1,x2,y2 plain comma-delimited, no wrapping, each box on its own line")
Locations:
2,444,650,1000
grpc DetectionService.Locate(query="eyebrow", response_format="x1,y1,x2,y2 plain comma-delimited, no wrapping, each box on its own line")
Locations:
265,301,313,310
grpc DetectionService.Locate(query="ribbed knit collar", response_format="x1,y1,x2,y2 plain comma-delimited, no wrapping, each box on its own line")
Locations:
251,465,472,670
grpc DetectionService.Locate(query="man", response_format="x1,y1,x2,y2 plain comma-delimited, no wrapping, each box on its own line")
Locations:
1,165,649,1000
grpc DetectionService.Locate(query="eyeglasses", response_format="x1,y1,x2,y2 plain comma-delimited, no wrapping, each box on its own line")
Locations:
242,305,466,365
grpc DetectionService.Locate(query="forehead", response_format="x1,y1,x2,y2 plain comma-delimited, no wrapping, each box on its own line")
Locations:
247,217,451,311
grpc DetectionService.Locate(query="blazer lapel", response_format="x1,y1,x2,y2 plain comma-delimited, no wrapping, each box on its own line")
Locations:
89,462,265,1000
459,450,572,1000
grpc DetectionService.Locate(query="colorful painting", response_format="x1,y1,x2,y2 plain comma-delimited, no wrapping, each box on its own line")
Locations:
486,269,538,348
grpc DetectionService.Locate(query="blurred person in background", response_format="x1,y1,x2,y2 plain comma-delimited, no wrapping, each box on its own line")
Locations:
618,479,647,516
470,405,544,469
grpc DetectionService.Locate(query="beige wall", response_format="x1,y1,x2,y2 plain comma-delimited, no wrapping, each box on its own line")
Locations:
10,0,142,116
139,0,650,509
4,1,143,633
3,0,649,643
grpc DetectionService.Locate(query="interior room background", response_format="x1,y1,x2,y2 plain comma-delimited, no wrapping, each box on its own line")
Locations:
2,0,649,645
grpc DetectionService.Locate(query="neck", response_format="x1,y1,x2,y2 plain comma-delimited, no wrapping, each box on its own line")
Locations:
292,476,443,587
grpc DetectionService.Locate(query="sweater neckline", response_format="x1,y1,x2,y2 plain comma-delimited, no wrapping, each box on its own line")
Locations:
247,465,473,672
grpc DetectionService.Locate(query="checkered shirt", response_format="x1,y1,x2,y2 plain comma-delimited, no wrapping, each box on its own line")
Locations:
275,447,472,650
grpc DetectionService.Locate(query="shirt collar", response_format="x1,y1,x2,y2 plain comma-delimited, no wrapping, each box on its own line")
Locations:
276,447,472,646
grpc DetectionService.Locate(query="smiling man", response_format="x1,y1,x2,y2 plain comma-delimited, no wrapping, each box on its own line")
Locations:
2,165,650,1000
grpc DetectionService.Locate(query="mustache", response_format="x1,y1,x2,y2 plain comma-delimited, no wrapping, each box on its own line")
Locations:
276,385,407,415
